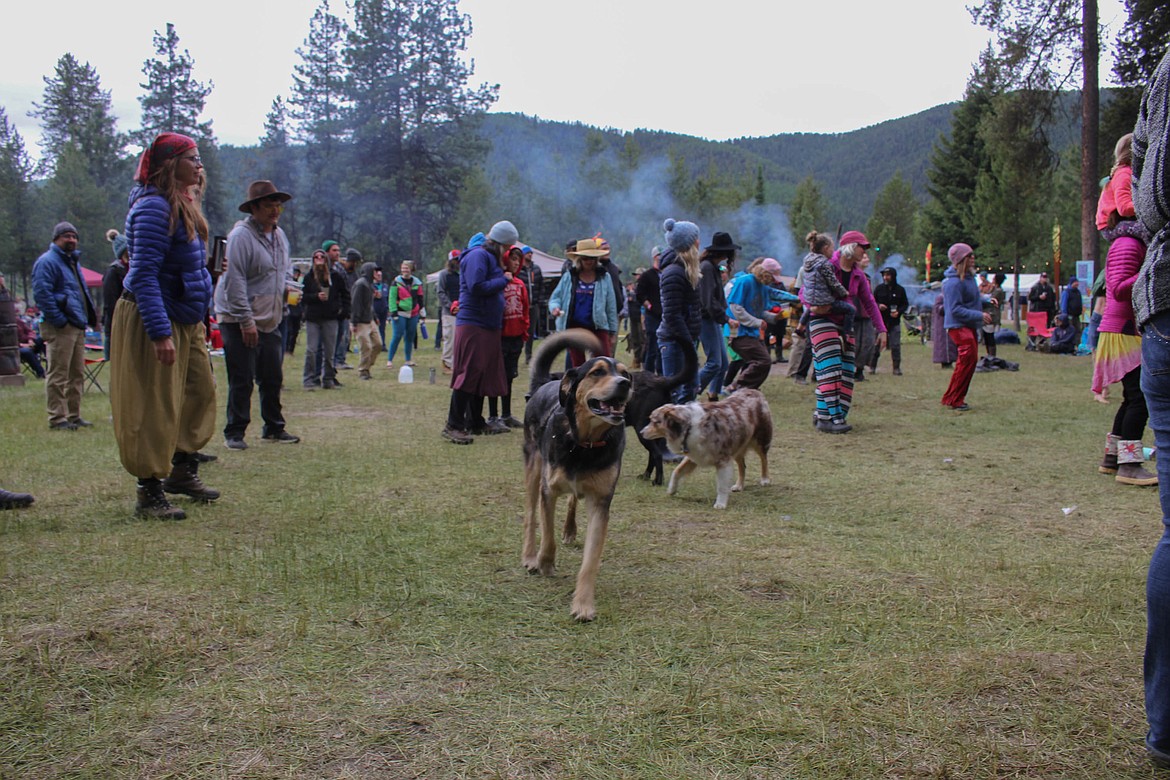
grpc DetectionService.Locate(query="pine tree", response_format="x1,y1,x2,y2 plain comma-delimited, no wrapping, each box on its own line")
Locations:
865,172,918,262
289,0,350,244
28,54,125,184
0,107,40,294
137,23,214,144
258,96,301,252
344,0,498,261
788,175,828,243
136,23,228,231
919,51,997,255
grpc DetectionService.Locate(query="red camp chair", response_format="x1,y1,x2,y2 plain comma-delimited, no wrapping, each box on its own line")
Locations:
83,344,107,393
1025,312,1052,352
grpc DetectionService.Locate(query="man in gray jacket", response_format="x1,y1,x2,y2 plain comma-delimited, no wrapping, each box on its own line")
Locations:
214,181,300,449
349,261,382,380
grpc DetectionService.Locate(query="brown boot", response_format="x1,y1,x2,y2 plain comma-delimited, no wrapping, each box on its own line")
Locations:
1116,440,1158,486
162,452,221,502
1099,433,1120,474
136,479,187,520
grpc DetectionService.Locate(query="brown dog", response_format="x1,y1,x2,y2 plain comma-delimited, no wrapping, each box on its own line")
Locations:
523,330,631,621
640,389,772,509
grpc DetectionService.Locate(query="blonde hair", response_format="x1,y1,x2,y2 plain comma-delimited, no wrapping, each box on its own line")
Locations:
1114,133,1133,173
148,156,209,243
677,244,701,287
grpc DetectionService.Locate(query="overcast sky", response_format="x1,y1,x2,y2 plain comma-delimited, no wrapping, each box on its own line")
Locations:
0,0,1132,157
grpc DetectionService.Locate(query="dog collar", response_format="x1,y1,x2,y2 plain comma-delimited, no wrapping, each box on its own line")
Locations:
680,424,692,454
575,439,607,449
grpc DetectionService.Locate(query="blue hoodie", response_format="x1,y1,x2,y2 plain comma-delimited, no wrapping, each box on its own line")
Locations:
941,265,984,330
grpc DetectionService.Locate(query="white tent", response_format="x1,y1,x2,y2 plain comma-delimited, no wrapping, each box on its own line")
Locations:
425,247,565,285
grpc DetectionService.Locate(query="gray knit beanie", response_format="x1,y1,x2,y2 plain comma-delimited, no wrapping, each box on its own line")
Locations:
663,218,699,253
53,221,78,240
487,220,519,245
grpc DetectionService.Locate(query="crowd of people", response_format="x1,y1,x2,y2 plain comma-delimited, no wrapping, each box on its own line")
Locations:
6,69,1170,765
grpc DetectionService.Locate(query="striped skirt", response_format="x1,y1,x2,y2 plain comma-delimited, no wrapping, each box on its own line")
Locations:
810,316,855,422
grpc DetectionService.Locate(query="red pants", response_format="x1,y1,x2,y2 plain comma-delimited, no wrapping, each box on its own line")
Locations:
568,329,613,367
942,327,979,407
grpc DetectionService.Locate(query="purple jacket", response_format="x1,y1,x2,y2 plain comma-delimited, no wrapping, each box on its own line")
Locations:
456,244,507,329
810,253,886,333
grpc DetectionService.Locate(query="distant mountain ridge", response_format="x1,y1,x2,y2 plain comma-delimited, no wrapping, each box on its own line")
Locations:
477,104,958,228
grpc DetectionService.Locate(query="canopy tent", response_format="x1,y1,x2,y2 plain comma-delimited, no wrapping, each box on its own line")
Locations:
79,266,103,288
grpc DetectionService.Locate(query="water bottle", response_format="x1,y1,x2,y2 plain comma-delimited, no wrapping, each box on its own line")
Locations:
398,365,414,383
428,367,436,384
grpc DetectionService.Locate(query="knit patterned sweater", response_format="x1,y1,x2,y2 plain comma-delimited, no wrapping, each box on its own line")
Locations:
1133,50,1170,327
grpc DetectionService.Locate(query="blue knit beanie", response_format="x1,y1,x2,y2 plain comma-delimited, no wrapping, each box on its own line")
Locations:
663,218,699,253
106,229,130,260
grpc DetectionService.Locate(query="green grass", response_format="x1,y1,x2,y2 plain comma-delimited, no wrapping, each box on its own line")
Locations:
0,335,1163,778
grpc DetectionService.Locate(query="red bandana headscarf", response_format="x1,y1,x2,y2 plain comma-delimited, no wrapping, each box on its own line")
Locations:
134,132,197,184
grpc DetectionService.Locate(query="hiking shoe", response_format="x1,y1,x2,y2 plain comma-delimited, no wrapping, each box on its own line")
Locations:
892,368,903,376
49,421,77,431
486,417,510,434
816,419,852,434
502,415,524,429
0,488,34,509
70,417,94,427
262,430,301,444
359,372,371,380
136,479,186,520
792,376,808,386
192,451,218,463
162,454,220,502
224,438,248,451
442,426,473,445
947,403,971,412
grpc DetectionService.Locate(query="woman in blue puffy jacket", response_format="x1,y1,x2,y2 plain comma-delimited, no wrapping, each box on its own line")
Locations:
110,132,218,521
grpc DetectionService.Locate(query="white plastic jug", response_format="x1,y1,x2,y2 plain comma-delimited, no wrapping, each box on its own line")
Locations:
398,365,414,383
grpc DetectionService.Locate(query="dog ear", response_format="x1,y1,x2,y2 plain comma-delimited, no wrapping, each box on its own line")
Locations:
559,368,578,408
664,408,685,435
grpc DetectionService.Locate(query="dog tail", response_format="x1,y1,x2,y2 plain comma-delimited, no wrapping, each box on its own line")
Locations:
663,336,698,396
529,328,602,394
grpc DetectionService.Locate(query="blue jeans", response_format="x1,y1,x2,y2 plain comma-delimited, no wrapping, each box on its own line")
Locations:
334,318,350,366
388,315,418,362
659,339,697,403
697,319,729,396
643,312,661,374
1088,311,1103,351
1143,311,1170,755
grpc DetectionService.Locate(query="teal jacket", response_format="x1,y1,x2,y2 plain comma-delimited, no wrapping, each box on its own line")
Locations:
549,269,619,333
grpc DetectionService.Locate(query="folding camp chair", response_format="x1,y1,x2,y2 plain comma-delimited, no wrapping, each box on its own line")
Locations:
83,344,107,393
1025,311,1053,352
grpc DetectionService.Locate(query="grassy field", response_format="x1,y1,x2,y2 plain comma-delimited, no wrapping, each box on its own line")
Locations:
0,333,1165,778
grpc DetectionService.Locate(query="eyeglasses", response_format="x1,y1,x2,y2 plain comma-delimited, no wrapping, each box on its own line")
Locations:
181,155,203,166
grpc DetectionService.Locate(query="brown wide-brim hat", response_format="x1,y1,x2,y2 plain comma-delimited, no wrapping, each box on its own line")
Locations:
239,180,292,213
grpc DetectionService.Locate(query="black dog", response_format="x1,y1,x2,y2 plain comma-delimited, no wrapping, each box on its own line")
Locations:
624,338,698,485
523,329,631,622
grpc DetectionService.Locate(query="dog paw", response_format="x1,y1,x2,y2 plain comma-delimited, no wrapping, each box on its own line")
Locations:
524,557,553,575
713,500,728,510
570,603,597,622
759,478,771,486
562,532,577,545
731,484,743,493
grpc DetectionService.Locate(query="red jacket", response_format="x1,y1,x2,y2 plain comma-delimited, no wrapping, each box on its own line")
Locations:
502,276,529,339
1096,165,1135,229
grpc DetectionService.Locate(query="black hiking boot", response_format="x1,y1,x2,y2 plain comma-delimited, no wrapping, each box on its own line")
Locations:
136,478,187,520
162,453,221,502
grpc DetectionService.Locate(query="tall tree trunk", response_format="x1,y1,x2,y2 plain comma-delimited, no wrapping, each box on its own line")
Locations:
1081,0,1100,272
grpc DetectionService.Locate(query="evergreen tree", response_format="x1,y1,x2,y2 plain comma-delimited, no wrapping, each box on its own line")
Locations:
969,0,1100,267
344,0,498,262
137,23,214,144
920,51,997,257
0,107,40,294
137,23,228,231
865,171,918,262
289,0,350,244
28,54,125,185
971,91,1055,276
258,96,301,252
788,175,828,243
42,142,118,264
1113,0,1170,87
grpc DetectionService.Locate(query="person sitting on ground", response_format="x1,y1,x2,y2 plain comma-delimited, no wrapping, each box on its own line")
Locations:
1043,314,1078,354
